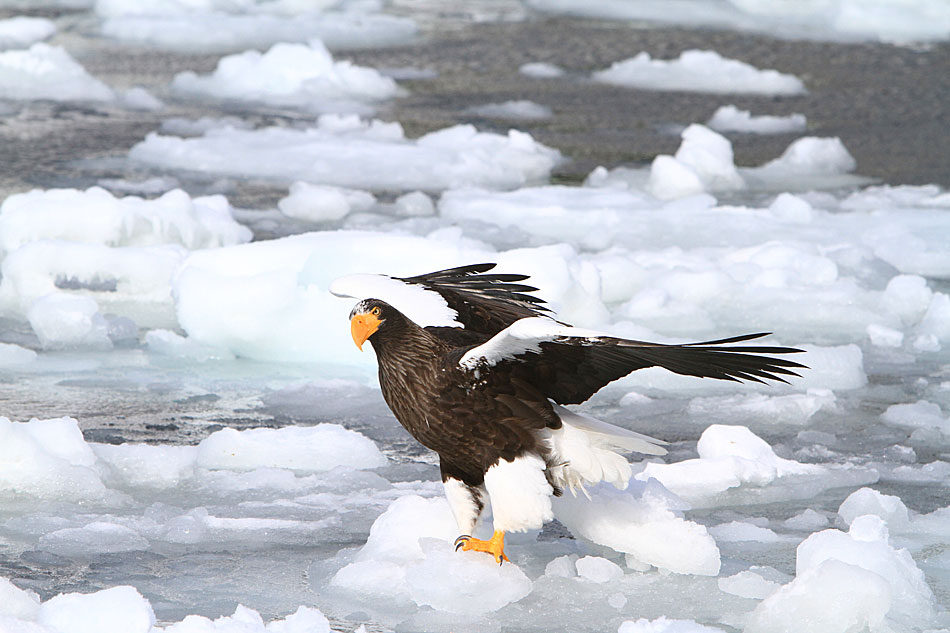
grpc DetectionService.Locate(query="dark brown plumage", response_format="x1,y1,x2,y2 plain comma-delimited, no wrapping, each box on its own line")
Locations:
346,263,806,562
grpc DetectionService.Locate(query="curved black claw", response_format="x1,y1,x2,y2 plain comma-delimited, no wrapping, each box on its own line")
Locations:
454,535,472,551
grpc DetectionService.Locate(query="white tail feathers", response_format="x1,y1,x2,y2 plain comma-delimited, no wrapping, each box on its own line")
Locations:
546,405,667,497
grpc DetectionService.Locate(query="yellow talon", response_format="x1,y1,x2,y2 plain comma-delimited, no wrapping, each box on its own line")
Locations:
454,530,509,564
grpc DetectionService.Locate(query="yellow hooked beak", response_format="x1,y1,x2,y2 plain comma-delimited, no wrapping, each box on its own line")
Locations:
350,312,381,351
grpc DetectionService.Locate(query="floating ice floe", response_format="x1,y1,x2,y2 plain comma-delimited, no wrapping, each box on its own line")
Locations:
97,0,417,54
0,187,251,330
593,50,806,95
464,100,553,120
171,39,401,115
0,43,114,101
706,105,807,135
526,0,950,44
128,115,562,192
0,579,338,633
636,425,878,508
745,514,939,632
519,61,565,78
278,182,376,223
0,16,56,49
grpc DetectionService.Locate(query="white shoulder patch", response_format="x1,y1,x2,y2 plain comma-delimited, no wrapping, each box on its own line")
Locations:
329,273,461,328
459,316,606,369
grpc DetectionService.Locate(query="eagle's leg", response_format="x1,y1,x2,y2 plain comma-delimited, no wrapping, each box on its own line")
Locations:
454,531,509,564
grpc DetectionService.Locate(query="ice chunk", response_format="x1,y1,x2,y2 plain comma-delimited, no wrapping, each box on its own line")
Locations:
118,86,164,111
464,100,553,120
0,416,114,503
38,521,150,556
100,9,416,55
278,182,376,223
0,43,114,101
757,137,856,176
837,487,910,529
544,554,577,578
27,292,112,350
708,521,783,543
1,241,186,328
706,105,806,135
129,115,561,192
519,62,565,78
866,323,904,347
145,329,236,361
0,577,40,619
647,155,706,200
672,125,745,191
782,509,829,531
38,586,155,633
0,341,37,365
0,187,251,254
637,425,877,508
617,617,727,632
171,40,400,114
747,515,937,632
553,480,721,576
687,389,836,427
717,570,780,599
0,16,56,49
593,50,805,95
93,443,198,489
393,191,435,217
196,424,387,472
881,400,949,434
406,539,533,614
881,274,933,324
575,555,624,582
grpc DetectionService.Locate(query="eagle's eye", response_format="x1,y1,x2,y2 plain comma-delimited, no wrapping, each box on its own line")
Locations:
371,306,381,317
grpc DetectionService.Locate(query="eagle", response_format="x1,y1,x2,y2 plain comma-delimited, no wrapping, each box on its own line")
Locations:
332,263,805,564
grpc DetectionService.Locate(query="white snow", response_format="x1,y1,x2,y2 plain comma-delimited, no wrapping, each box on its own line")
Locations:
99,4,417,54
519,61,565,78
0,16,56,49
465,100,553,120
636,425,877,508
746,515,938,632
195,425,388,472
170,40,401,114
278,182,376,223
0,187,251,255
128,115,562,192
526,0,950,44
553,480,721,576
706,105,807,135
0,43,115,101
593,50,806,95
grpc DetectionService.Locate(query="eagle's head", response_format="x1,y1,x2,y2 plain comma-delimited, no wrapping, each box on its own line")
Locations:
349,298,402,350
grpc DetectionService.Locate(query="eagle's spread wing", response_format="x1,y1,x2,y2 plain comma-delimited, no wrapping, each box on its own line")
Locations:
457,317,806,405
332,263,550,335
397,263,551,336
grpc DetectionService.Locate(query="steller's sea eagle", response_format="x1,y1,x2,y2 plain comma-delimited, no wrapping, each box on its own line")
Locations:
332,263,805,563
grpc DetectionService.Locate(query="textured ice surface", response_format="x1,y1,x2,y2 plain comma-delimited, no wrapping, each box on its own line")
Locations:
170,40,400,115
129,115,562,192
0,43,114,101
464,100,553,120
706,105,807,135
593,50,805,95
98,1,417,53
527,0,950,44
0,16,56,49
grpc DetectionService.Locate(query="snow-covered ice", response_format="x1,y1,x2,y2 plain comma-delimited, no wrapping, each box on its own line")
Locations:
593,50,806,95
527,0,950,44
465,100,553,120
97,0,417,54
706,105,807,135
128,115,562,192
0,16,56,49
2,4,950,632
170,40,401,115
0,43,114,101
